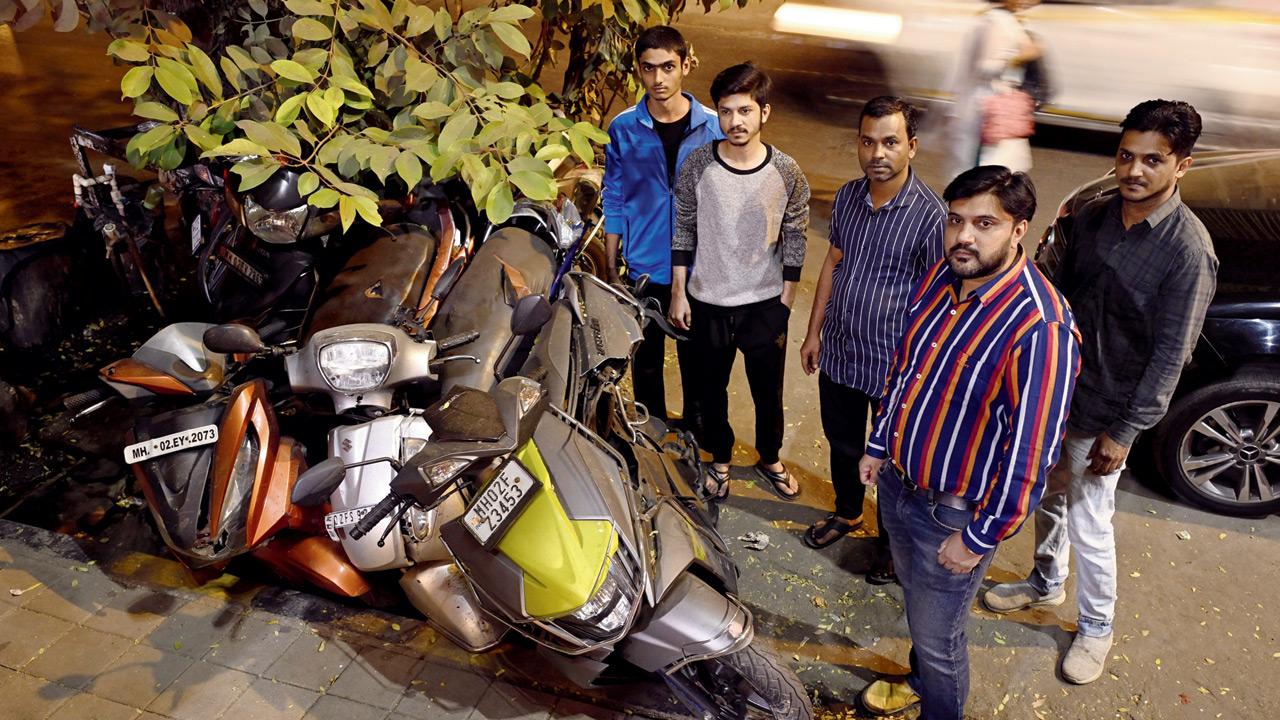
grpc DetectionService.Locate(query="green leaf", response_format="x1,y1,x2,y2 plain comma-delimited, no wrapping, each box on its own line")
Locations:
226,46,259,73
620,0,644,23
430,149,460,182
285,0,334,15
306,91,337,127
233,161,279,191
489,82,523,100
134,101,179,122
182,124,222,152
509,171,556,201
155,65,194,104
434,8,452,42
291,17,333,41
274,93,307,125
249,0,269,15
185,44,223,99
201,137,272,158
219,57,243,91
352,196,381,226
333,75,373,98
535,143,571,162
107,38,150,63
437,113,477,153
487,5,535,23
489,22,530,58
309,187,341,208
334,181,379,200
405,5,433,37
573,121,610,144
412,101,452,121
271,59,315,83
569,128,594,165
366,38,389,67
323,85,344,110
156,58,200,95
355,0,395,31
394,151,422,189
120,66,154,99
485,181,514,223
338,195,356,232
370,145,398,183
405,57,438,93
135,124,176,153
236,120,302,157
297,171,320,196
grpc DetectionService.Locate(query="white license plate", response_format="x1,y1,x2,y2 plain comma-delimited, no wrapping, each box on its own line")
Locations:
123,424,219,465
324,506,373,541
464,462,539,546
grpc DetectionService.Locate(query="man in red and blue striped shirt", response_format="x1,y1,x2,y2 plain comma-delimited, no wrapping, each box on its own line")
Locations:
857,166,1081,719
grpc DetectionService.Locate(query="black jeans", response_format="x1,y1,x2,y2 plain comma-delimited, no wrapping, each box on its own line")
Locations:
689,295,790,465
630,277,699,425
818,372,892,558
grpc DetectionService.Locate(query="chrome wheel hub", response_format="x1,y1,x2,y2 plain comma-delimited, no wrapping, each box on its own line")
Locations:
1179,400,1280,506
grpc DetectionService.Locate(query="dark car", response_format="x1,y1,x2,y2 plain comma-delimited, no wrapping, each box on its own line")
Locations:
1037,149,1280,517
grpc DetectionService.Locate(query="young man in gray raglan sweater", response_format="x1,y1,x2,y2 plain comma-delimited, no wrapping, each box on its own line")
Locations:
668,62,811,502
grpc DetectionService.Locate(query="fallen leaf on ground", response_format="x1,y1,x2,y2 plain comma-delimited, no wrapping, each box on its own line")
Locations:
812,596,827,608
1175,530,1192,541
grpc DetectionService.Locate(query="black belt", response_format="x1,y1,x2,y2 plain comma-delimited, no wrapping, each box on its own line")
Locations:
889,462,977,513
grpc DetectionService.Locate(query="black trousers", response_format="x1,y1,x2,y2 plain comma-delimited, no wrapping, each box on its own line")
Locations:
819,371,890,554
630,277,699,425
689,295,790,465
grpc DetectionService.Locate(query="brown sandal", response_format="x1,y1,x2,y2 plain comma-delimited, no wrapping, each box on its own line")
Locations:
804,514,864,549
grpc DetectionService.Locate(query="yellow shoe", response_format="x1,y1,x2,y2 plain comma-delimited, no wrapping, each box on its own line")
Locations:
860,678,921,716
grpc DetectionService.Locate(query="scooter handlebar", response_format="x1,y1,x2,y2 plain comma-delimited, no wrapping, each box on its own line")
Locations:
348,493,401,540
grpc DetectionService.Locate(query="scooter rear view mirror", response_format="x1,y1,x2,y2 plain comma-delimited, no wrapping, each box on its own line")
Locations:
203,323,267,354
291,458,346,506
510,294,552,336
432,257,467,301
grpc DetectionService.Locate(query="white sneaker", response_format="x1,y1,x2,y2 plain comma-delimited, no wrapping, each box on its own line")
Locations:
1062,632,1113,685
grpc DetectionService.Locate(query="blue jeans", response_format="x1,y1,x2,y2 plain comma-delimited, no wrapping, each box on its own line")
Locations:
877,464,995,720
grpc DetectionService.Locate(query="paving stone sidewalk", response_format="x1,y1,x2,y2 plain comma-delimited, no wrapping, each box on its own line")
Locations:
0,520,685,720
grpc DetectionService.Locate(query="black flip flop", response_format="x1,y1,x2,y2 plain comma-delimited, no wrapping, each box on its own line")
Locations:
703,465,731,501
754,462,801,501
803,514,864,549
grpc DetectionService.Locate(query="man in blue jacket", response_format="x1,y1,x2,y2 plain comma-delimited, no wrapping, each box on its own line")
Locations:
603,25,723,430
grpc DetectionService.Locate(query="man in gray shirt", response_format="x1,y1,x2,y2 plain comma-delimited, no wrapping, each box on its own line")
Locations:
984,100,1217,685
669,62,810,501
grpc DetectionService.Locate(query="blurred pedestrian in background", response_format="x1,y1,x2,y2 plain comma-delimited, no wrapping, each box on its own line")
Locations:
603,26,722,433
798,96,944,588
984,100,1217,686
669,63,810,502
945,0,1043,179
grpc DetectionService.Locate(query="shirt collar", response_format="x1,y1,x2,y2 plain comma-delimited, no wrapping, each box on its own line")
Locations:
1108,186,1184,229
859,169,920,210
948,246,1028,306
637,92,708,130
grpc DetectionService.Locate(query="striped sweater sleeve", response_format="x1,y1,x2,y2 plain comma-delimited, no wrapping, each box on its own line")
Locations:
964,319,1081,554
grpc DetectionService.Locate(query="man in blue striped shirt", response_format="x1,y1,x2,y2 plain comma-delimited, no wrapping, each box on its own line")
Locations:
799,97,945,581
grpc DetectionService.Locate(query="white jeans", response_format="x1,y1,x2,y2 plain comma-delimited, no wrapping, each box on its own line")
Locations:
1028,433,1122,638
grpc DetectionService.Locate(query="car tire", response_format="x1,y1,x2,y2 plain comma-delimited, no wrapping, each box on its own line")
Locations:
1154,371,1280,516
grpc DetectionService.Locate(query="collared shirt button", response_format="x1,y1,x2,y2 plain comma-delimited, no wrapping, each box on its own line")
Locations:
950,309,957,315
915,373,922,379
893,432,899,438
901,403,907,409
931,342,937,348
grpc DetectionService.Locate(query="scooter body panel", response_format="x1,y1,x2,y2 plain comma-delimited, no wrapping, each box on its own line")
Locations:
328,415,434,571
618,573,753,673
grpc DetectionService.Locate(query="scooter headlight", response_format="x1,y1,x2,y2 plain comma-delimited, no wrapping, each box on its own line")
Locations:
243,196,308,245
318,340,392,393
568,559,633,634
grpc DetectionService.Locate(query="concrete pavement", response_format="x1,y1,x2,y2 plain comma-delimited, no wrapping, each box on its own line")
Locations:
0,519,679,720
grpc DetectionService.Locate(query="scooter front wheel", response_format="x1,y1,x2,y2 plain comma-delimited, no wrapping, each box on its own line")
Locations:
674,643,813,720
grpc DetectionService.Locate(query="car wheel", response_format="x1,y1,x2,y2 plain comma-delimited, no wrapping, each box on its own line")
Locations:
1155,372,1280,516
